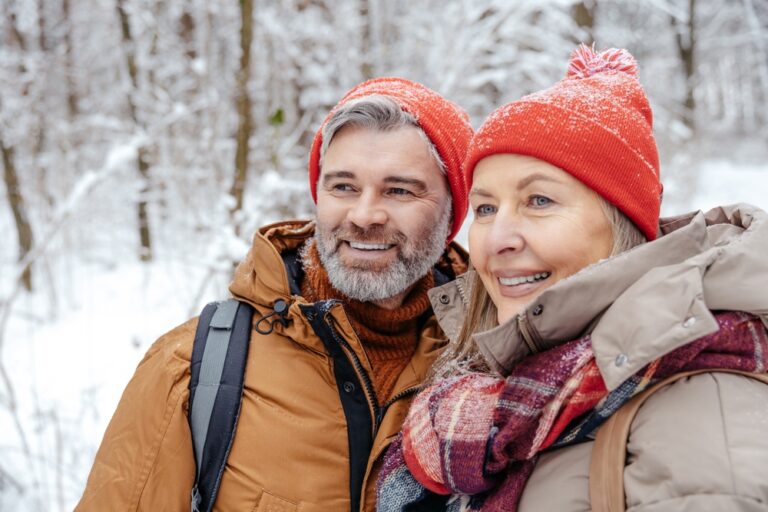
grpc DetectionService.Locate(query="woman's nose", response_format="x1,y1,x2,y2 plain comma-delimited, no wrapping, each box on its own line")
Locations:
346,191,388,228
486,211,526,255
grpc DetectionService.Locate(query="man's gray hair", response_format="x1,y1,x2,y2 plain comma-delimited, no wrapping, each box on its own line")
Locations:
319,95,447,175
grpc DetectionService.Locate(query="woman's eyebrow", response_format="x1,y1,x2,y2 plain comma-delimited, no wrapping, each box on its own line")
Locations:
516,173,561,190
469,187,493,198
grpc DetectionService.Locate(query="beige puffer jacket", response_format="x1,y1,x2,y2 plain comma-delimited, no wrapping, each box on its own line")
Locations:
428,204,768,511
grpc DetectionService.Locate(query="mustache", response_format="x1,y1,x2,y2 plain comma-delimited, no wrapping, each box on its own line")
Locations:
329,223,407,246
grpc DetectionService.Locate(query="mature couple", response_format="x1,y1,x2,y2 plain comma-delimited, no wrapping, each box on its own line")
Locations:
77,46,768,512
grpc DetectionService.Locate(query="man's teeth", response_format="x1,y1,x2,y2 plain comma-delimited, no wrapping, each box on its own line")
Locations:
499,272,551,286
349,241,393,251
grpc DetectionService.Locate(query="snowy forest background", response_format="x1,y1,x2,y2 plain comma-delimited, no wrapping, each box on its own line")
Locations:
1,0,767,509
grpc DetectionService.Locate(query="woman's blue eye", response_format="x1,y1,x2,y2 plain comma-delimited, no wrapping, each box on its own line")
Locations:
530,195,552,208
475,204,496,216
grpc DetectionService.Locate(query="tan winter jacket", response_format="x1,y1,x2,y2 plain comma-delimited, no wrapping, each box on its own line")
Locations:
76,220,468,512
429,204,768,511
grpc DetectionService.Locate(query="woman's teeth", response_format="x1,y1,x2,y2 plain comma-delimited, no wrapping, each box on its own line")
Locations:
349,241,392,251
499,272,551,286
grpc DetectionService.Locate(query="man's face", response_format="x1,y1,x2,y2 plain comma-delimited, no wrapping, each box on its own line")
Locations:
314,125,451,304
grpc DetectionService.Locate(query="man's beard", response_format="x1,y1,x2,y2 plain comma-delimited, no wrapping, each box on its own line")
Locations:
311,202,452,302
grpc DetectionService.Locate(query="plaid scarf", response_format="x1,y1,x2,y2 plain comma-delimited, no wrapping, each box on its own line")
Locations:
377,311,768,511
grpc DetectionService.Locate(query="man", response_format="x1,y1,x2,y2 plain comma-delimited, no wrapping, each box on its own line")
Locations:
75,77,472,512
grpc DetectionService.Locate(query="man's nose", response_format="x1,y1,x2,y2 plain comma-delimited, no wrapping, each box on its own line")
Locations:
346,190,388,228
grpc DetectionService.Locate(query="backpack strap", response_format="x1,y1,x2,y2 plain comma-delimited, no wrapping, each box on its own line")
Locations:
189,299,254,512
589,369,768,512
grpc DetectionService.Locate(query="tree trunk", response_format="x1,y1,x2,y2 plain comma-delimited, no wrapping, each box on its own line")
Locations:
116,0,153,261
1,138,35,291
37,0,47,52
572,1,596,46
179,2,196,60
5,4,27,52
673,0,696,134
231,0,254,233
360,0,373,79
34,0,51,213
62,0,78,117
136,146,152,261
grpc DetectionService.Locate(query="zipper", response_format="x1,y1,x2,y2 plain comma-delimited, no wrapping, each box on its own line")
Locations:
378,385,421,425
383,386,421,408
324,312,381,437
517,312,542,353
324,310,425,438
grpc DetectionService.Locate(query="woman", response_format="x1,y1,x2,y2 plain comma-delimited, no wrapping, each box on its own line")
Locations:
376,45,768,511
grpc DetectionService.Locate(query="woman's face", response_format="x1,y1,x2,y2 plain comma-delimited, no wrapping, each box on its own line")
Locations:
469,154,614,325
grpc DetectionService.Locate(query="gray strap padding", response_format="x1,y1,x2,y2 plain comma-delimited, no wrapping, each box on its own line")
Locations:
190,299,239,470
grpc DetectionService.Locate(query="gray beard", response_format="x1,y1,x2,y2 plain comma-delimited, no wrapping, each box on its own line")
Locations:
308,203,452,302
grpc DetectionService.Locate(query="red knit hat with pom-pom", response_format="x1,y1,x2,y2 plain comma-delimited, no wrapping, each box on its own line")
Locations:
464,45,662,240
308,77,474,243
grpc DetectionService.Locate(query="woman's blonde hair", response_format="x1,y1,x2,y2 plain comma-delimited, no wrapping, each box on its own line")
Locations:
428,198,647,381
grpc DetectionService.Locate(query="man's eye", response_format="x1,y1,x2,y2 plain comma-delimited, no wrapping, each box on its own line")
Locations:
388,188,412,196
530,195,552,208
332,184,354,192
475,204,496,217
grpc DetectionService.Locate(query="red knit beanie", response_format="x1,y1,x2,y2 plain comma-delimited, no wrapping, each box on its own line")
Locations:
463,45,662,241
308,77,474,243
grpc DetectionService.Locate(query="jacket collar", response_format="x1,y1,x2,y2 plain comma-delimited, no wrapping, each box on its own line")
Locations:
430,204,768,390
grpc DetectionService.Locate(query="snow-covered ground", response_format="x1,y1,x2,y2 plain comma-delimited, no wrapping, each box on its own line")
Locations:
1,158,767,511
1,257,227,511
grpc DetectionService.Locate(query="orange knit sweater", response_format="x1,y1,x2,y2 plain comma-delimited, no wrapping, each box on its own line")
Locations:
301,241,434,402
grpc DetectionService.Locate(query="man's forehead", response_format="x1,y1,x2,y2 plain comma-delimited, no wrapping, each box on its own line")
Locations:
319,125,448,190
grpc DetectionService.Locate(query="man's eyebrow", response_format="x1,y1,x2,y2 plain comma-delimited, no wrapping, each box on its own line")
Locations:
321,171,355,184
384,176,427,192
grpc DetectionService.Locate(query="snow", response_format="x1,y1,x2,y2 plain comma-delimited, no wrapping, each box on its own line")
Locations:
2,256,223,511
661,159,768,216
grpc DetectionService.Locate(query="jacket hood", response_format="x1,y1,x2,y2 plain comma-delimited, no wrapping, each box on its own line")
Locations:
430,204,768,390
229,219,469,311
229,220,315,308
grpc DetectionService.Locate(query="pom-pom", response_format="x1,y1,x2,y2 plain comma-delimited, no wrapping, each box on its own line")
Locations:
567,43,638,79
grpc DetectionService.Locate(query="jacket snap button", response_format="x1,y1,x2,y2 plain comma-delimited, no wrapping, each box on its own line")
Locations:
615,353,628,367
532,304,544,316
683,317,696,328
439,294,450,305
343,381,355,393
